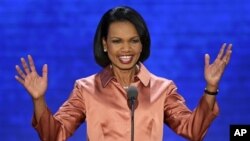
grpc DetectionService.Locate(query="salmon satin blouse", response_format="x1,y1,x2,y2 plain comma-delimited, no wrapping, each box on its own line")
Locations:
32,63,219,141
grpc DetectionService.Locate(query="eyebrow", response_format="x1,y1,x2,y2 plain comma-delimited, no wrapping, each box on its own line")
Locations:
109,36,140,39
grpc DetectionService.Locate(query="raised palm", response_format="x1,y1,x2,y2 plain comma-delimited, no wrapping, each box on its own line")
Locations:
15,55,48,100
204,43,232,88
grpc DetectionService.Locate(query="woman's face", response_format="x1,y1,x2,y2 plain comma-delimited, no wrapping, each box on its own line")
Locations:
102,21,142,70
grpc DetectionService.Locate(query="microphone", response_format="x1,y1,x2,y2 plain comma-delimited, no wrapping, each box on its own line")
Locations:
127,86,138,108
126,86,138,141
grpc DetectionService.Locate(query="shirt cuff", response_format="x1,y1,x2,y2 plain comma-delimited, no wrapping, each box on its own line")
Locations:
201,95,220,117
31,106,52,129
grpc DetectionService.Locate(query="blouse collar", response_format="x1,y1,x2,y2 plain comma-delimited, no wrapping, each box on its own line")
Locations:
100,62,150,88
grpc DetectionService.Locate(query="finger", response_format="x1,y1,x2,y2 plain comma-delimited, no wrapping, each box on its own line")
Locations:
15,65,26,79
225,44,232,64
21,57,31,74
42,64,48,80
15,75,24,84
216,43,227,60
28,55,37,73
227,43,233,50
205,54,210,68
222,44,232,64
225,50,232,65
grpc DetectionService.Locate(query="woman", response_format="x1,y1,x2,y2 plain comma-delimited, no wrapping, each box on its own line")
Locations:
15,6,232,141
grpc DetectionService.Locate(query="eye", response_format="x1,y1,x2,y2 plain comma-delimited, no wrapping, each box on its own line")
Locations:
112,39,121,44
131,39,140,44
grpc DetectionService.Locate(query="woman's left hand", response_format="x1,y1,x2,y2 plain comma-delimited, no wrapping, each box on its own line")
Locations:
204,43,232,90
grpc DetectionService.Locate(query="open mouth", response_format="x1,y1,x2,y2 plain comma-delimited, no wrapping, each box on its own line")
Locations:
119,55,133,64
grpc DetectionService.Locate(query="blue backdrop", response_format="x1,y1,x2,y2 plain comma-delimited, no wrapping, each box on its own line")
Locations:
1,0,250,140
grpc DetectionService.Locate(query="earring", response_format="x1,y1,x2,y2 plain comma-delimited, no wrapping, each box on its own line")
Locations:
104,48,107,52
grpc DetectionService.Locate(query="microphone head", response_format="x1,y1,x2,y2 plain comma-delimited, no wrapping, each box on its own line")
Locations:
127,86,138,100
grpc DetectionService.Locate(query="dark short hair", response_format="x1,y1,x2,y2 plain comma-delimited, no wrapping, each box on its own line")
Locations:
94,6,151,67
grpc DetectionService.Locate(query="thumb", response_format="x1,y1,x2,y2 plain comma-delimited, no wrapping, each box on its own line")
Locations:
42,64,48,79
205,54,210,68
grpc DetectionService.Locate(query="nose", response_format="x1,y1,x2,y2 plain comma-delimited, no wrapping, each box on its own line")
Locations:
121,42,131,52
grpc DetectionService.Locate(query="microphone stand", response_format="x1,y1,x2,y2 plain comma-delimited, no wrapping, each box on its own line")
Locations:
126,86,138,141
130,98,136,141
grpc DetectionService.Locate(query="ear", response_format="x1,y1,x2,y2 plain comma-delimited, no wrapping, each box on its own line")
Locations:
102,38,107,52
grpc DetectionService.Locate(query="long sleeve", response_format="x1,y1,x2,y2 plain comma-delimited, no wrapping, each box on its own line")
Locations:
164,83,219,141
32,81,86,141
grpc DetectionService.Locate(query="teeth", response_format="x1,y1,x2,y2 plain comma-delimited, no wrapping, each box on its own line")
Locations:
119,56,132,62
120,56,131,59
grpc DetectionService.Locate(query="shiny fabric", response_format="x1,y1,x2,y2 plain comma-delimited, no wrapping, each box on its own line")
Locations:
32,63,219,141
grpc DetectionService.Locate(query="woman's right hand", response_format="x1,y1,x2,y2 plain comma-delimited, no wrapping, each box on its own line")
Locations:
15,55,48,100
